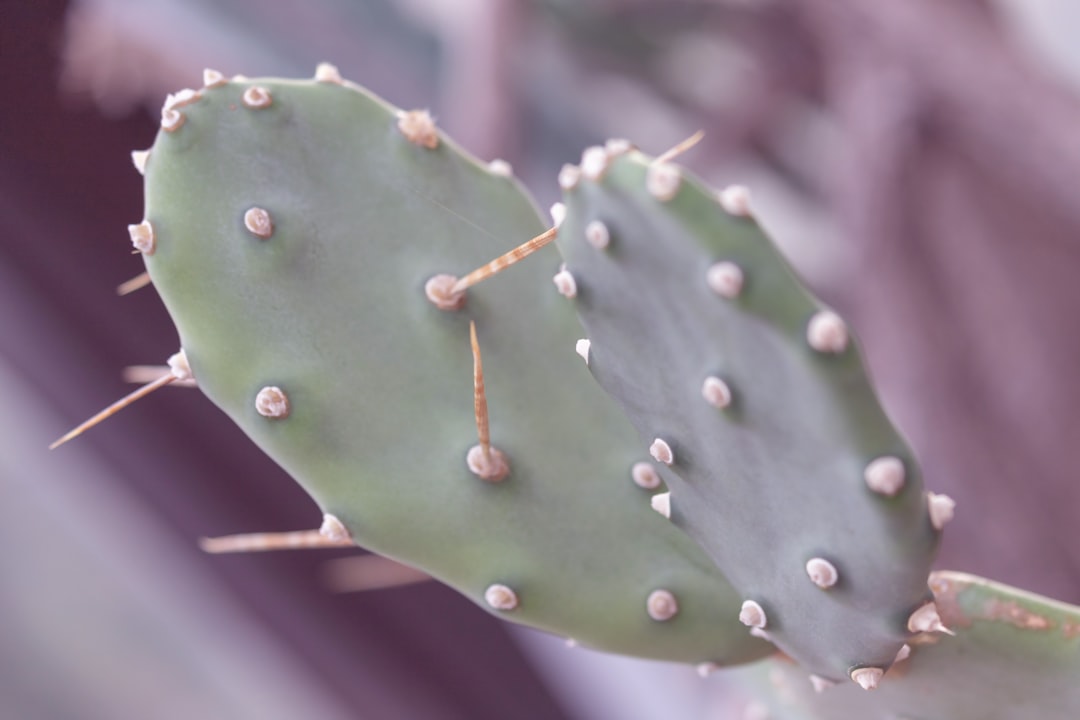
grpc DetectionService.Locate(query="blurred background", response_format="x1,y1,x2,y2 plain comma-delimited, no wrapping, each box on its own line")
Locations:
2,0,1080,718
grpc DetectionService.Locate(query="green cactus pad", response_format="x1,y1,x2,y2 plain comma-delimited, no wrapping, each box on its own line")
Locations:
136,72,770,665
556,148,939,679
739,571,1080,719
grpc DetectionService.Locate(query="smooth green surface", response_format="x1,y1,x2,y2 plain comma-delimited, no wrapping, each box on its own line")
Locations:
735,572,1080,719
558,152,938,677
141,76,770,665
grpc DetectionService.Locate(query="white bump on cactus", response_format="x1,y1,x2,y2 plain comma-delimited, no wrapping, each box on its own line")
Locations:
166,350,193,382
604,138,633,156
701,376,733,409
631,461,661,490
646,589,679,621
131,150,149,176
580,145,609,181
164,88,200,110
242,85,273,109
850,667,883,691
128,220,156,255
805,557,839,589
424,274,466,311
396,109,438,149
552,265,577,298
718,185,752,216
809,674,836,694
575,338,591,365
806,310,849,354
894,643,912,663
487,159,512,177
466,445,510,483
319,513,350,542
160,107,185,133
255,386,290,419
585,220,610,250
484,583,518,611
203,68,227,87
696,662,719,678
864,456,906,497
907,601,954,635
706,261,744,299
649,438,674,465
243,207,274,239
739,599,767,629
549,202,567,228
646,162,681,201
650,492,671,519
314,62,343,84
928,492,956,530
558,163,582,191
749,626,771,641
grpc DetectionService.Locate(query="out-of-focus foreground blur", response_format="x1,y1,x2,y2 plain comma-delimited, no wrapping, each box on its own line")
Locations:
2,1,1079,718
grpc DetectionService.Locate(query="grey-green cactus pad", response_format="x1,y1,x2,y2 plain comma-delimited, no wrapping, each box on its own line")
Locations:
737,571,1080,719
137,74,771,665
556,150,939,678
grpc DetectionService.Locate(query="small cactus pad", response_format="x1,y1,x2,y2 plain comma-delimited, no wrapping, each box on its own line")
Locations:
556,149,938,677
739,572,1080,719
137,72,770,665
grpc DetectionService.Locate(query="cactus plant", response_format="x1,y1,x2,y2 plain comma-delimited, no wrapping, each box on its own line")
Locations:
88,66,771,666
54,68,1080,718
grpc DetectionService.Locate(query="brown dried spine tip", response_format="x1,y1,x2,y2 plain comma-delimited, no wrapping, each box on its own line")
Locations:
864,456,906,496
319,514,350,542
907,602,954,635
646,163,681,201
552,265,577,298
242,85,273,109
131,150,149,175
484,583,518,611
809,675,836,694
160,108,185,132
549,202,567,228
487,159,512,177
396,109,439,149
166,350,193,382
719,185,752,216
128,220,155,254
585,220,610,249
631,461,661,490
243,207,274,239
424,274,466,311
927,492,956,530
807,310,849,353
696,662,719,678
739,599,767,629
706,261,744,299
650,492,671,519
646,589,679,621
314,62,342,83
558,163,581,190
575,339,591,365
649,438,674,465
805,558,839,589
466,444,510,483
203,68,227,87
255,386,290,419
850,667,883,691
580,145,609,181
701,376,732,409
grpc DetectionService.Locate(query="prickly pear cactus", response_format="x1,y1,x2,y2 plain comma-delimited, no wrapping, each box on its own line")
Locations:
738,571,1080,720
554,146,944,683
128,68,772,665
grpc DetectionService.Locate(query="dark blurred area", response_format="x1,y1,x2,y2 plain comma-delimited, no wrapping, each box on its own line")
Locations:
2,0,1079,718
